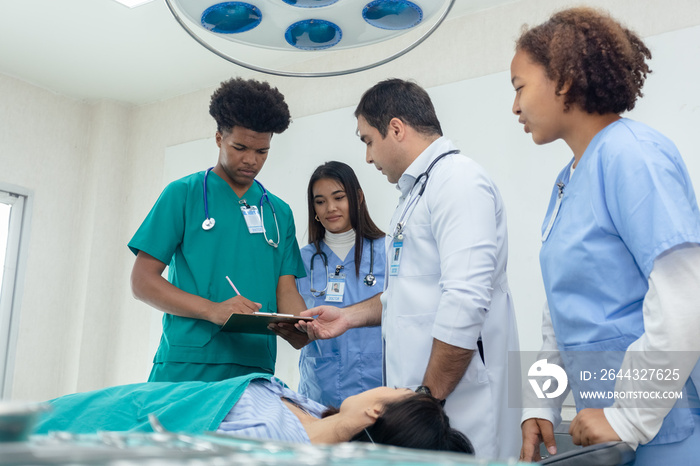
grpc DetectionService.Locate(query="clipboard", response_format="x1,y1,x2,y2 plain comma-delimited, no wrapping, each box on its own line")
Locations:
220,312,313,334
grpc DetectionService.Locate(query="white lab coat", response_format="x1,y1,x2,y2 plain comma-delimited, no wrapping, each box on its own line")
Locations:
381,137,521,459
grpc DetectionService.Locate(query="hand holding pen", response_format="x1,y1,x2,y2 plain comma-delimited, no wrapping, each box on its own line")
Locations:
209,276,261,326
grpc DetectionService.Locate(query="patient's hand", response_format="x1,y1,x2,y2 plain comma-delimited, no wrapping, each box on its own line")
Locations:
270,322,309,349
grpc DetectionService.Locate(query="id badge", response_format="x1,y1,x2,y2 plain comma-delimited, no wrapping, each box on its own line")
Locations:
325,273,346,303
389,240,403,276
241,205,264,234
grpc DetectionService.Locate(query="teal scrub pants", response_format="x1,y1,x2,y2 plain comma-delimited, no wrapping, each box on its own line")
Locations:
148,362,273,382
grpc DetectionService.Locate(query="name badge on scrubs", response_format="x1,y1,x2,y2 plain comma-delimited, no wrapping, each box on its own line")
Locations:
240,205,264,234
325,273,346,303
389,240,403,276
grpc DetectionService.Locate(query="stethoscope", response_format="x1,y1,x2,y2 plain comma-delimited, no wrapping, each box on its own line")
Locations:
201,167,280,248
309,239,376,297
392,150,460,240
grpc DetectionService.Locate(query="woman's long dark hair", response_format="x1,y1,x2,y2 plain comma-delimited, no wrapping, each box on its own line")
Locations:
351,393,474,454
307,162,384,277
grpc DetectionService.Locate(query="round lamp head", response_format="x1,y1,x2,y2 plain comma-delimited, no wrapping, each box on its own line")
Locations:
165,0,455,76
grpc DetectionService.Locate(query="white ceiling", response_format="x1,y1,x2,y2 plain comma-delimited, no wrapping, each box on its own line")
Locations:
0,0,515,105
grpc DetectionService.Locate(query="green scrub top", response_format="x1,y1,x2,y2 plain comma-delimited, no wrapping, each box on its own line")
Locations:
35,372,270,435
128,171,305,373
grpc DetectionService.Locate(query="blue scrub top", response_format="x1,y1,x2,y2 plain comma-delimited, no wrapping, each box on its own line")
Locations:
296,237,385,407
540,119,700,350
540,119,700,447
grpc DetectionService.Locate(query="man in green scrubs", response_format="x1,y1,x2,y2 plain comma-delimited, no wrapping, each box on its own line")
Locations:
129,78,307,382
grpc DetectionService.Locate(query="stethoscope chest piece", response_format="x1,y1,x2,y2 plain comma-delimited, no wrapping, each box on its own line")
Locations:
202,217,215,230
200,167,279,246
364,273,376,287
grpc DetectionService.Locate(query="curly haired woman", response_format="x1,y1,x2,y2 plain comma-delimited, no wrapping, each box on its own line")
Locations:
511,7,700,464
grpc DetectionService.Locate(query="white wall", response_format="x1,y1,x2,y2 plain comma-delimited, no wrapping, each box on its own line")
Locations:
1,0,699,401
0,75,136,399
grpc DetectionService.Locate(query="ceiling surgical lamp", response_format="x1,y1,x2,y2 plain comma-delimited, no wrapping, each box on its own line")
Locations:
164,0,456,77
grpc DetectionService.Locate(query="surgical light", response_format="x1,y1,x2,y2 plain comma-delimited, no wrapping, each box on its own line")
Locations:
201,3,262,33
282,0,340,6
285,19,342,50
362,0,422,30
165,0,455,77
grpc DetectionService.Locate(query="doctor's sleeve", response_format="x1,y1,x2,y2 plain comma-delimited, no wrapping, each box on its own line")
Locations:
427,160,498,350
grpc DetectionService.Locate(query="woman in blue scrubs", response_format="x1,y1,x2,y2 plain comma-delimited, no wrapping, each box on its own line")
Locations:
296,162,386,408
510,8,700,464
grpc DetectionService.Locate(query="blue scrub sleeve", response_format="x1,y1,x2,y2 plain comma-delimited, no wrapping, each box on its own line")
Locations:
128,181,187,265
603,139,700,277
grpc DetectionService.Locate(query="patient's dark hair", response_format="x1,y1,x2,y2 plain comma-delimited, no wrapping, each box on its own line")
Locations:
351,393,474,454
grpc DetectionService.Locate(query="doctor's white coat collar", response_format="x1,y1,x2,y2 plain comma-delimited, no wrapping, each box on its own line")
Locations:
396,136,457,198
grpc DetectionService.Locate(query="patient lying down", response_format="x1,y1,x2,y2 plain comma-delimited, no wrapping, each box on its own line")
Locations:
35,373,473,454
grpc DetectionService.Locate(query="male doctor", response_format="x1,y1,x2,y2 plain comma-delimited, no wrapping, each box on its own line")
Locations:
298,79,521,459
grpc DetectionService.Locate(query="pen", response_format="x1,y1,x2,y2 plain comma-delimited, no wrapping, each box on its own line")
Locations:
225,276,241,296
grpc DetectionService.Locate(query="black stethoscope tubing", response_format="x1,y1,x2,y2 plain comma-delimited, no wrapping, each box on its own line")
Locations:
201,167,280,247
309,238,376,297
309,250,329,297
202,168,215,230
392,150,460,239
363,242,376,286
414,150,461,195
